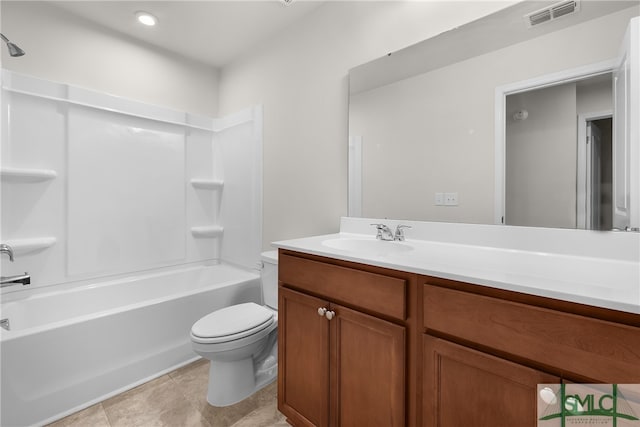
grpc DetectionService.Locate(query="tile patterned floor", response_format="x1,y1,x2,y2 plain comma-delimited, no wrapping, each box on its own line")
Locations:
47,359,288,427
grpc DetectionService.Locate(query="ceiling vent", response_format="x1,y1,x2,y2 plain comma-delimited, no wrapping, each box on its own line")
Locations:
524,0,580,27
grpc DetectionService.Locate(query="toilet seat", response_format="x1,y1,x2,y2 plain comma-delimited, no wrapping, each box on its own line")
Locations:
191,302,275,344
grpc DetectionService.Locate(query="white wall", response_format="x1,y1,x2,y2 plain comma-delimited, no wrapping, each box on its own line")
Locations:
2,1,520,249
0,1,219,117
576,77,613,115
506,84,577,228
217,1,515,248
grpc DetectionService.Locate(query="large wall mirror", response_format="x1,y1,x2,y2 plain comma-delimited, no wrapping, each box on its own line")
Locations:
348,0,639,230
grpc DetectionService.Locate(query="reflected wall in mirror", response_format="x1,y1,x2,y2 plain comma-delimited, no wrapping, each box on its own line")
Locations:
348,1,639,229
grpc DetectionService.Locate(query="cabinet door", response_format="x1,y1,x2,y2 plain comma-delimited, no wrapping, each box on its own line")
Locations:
423,335,559,427
331,304,406,427
279,287,330,427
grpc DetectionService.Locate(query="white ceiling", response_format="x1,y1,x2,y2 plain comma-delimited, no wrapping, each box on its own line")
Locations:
51,1,325,68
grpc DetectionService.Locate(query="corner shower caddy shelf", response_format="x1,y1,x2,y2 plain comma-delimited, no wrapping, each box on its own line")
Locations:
190,179,224,190
4,237,57,255
191,226,224,238
0,167,57,183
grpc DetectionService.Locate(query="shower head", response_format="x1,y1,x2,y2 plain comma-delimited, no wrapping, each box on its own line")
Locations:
0,33,25,57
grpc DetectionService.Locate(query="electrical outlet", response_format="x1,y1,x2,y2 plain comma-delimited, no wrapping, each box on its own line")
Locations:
444,192,458,206
434,192,444,206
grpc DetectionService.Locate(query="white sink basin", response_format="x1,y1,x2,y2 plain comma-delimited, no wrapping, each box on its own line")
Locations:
322,238,414,256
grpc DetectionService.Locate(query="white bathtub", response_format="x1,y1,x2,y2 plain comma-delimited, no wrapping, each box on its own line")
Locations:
0,263,262,427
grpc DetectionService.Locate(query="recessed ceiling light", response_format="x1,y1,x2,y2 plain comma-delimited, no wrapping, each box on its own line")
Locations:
135,11,158,27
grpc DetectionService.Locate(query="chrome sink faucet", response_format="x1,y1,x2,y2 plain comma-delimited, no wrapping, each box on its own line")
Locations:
394,225,411,241
371,224,412,241
372,224,395,241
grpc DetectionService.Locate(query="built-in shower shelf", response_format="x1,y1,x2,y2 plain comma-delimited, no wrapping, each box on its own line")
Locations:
191,226,224,238
1,167,57,183
190,179,224,190
4,237,57,255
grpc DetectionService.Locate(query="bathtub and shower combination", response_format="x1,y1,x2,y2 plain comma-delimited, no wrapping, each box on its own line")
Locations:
0,264,262,426
0,71,264,426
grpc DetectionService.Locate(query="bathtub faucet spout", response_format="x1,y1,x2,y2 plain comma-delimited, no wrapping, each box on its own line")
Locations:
1,273,30,287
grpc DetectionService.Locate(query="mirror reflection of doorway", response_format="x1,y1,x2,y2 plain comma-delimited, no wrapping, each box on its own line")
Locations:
584,117,613,230
505,73,613,230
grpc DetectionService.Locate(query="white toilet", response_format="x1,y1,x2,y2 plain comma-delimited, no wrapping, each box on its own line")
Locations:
190,251,278,406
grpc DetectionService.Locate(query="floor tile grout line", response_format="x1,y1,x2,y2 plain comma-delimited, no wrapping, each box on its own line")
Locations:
99,402,114,427
167,363,213,427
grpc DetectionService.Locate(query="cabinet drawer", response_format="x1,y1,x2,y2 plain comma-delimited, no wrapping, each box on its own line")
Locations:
279,253,406,320
423,284,640,382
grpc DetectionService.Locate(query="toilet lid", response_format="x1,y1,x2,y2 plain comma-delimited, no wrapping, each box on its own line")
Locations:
191,302,274,342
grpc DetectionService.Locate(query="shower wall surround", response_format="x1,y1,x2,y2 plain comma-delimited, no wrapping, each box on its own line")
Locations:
0,70,262,293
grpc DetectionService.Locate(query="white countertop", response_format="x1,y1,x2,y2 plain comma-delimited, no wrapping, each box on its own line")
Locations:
273,218,640,315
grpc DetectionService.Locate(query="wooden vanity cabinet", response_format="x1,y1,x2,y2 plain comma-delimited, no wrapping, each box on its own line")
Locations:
421,278,640,427
278,251,417,427
277,249,640,427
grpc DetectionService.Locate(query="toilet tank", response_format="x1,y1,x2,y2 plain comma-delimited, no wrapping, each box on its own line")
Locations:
261,251,278,310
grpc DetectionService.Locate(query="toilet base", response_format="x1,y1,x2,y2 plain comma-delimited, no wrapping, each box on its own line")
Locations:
192,310,279,407
206,357,277,407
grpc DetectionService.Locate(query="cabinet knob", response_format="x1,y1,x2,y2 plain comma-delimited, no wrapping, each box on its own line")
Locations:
325,310,335,320
317,307,327,316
